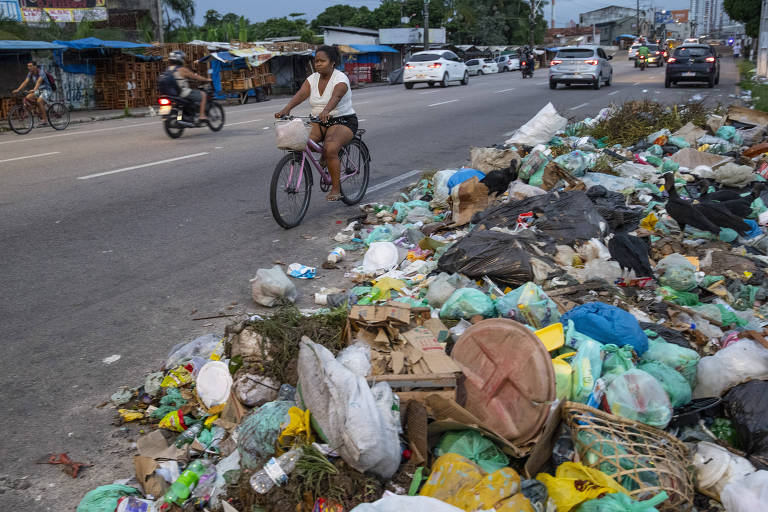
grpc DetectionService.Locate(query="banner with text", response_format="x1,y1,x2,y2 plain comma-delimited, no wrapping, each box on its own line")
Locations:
0,0,22,20
20,0,106,23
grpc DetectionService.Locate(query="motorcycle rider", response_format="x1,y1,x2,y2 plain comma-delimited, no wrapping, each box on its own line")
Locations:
637,41,650,69
522,46,535,76
166,50,211,122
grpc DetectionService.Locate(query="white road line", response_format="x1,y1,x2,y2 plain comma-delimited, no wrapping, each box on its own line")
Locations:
632,82,641,85
228,119,262,126
368,169,424,194
0,151,60,164
494,88,516,93
569,102,590,110
428,99,459,107
355,101,371,105
534,81,548,85
0,121,155,146
608,90,620,96
359,119,367,122
77,152,209,180
418,91,439,95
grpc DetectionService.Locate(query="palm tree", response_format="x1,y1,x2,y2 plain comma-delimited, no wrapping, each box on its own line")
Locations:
164,0,195,28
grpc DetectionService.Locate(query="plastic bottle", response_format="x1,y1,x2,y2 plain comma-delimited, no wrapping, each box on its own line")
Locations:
174,423,203,448
326,247,345,265
249,449,302,493
161,460,207,506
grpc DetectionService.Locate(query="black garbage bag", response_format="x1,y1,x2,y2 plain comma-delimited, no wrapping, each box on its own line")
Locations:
437,230,559,287
724,380,768,461
587,185,644,231
472,190,605,245
639,322,691,348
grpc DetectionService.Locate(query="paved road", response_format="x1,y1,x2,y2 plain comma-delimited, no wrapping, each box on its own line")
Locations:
0,56,740,509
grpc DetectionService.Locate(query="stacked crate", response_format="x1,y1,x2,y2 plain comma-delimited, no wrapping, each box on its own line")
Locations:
94,55,164,110
219,63,275,91
0,97,19,121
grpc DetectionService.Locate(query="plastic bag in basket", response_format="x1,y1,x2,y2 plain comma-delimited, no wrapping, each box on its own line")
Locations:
276,118,310,151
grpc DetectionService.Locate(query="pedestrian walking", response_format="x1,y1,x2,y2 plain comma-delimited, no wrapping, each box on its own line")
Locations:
733,39,742,59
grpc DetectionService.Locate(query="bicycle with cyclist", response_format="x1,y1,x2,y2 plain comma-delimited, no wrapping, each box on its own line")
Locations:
12,60,53,126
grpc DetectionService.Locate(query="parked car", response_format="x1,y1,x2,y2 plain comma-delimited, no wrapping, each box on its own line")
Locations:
549,46,613,90
465,59,484,76
634,44,666,67
665,43,720,88
495,54,521,71
404,50,469,89
481,58,499,74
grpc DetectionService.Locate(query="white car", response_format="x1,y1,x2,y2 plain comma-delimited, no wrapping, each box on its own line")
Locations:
465,59,484,76
404,50,469,89
628,44,641,60
495,54,521,71
481,58,499,74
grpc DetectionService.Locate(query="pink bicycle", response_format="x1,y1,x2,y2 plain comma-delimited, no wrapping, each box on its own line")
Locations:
271,116,370,229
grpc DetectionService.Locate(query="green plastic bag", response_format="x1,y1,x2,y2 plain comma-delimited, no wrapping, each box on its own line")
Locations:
237,400,293,469
640,338,700,387
601,344,636,385
496,282,561,329
577,490,668,512
439,288,495,320
657,286,700,306
553,352,576,401
644,155,663,167
661,158,679,173
637,361,691,407
435,430,510,473
667,136,690,148
77,485,141,512
647,144,663,157
570,338,604,403
750,197,768,219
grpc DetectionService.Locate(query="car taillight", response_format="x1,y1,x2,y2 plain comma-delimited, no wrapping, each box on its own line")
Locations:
405,64,414,69
667,57,676,63
158,98,171,105
584,59,598,65
550,59,562,65
705,56,715,62
654,51,661,54
427,62,442,68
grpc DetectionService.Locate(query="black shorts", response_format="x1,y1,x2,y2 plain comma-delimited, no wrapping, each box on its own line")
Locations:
320,114,358,135
186,89,203,103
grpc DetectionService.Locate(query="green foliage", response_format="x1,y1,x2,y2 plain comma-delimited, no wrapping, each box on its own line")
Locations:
723,0,760,37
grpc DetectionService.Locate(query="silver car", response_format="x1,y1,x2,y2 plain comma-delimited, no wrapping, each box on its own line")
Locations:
549,46,613,90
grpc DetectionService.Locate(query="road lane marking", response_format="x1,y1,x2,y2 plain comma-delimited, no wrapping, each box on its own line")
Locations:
0,121,155,146
569,102,590,110
494,88,516,93
632,82,640,85
228,119,262,126
77,152,209,180
418,91,440,94
428,99,459,107
355,101,371,105
368,169,424,194
608,91,620,96
0,151,60,164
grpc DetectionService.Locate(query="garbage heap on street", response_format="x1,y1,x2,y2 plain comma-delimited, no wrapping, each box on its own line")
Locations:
79,99,768,512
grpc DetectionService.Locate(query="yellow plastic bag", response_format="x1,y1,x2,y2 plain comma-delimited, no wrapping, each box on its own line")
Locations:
553,352,576,401
536,462,629,512
161,367,193,388
495,494,536,512
276,407,314,453
640,212,658,232
420,453,522,511
158,410,186,432
118,409,145,422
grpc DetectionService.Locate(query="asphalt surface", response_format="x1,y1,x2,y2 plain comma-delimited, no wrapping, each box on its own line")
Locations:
0,55,741,510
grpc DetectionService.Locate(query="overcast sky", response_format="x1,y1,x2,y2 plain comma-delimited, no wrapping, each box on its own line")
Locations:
194,0,691,28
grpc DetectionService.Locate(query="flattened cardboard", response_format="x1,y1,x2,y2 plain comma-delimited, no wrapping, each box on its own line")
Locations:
672,122,707,147
401,327,462,374
404,400,429,466
670,147,732,170
134,455,168,497
523,400,565,479
221,389,249,425
727,104,768,127
349,304,411,325
423,318,450,343
392,351,405,375
450,177,490,227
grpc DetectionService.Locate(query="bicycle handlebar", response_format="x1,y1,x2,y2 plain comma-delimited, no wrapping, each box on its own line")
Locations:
277,115,321,123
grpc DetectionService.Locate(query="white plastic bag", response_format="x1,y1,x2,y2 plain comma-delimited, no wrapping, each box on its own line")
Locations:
350,493,464,512
362,242,401,273
431,169,459,209
694,442,756,498
165,333,222,370
297,337,400,478
275,118,310,151
693,340,768,398
336,342,372,377
505,102,568,147
234,374,280,407
506,180,547,201
250,265,298,307
720,470,768,512
616,162,658,181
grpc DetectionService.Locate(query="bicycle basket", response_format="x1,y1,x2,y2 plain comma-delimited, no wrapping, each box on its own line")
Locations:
275,118,310,151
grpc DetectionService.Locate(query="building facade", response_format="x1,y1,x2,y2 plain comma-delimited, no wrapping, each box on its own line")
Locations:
580,6,639,27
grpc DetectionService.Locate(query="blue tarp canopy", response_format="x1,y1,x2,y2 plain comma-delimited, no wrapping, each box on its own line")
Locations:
0,40,68,50
350,44,398,54
52,37,153,50
615,34,637,40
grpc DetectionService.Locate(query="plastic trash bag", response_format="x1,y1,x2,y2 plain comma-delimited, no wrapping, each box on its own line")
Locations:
724,379,768,459
435,430,510,474
714,163,755,187
638,338,699,389
536,462,628,512
601,344,636,385
362,242,401,273
439,288,495,320
350,494,465,512
426,272,470,308
392,200,431,223
275,118,310,150
496,282,560,328
577,491,668,512
507,181,547,201
637,361,691,407
570,338,604,403
720,470,768,512
693,340,768,398
505,102,568,147
297,338,400,479
365,224,406,244
250,265,298,307
237,400,293,469
553,150,594,177
615,162,657,182
165,333,222,370
553,352,576,401
518,150,550,183
77,484,141,512
693,441,756,498
336,342,372,377
447,168,485,192
605,369,673,428
667,136,690,148
655,254,698,292
561,303,649,355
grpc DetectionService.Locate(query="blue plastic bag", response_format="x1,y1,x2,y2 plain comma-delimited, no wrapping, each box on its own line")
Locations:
561,303,649,355
447,168,485,192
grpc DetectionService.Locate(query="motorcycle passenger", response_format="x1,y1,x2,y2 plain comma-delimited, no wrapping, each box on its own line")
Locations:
167,50,211,122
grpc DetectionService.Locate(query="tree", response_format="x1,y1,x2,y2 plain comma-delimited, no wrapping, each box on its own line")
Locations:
723,0,761,37
252,17,309,40
311,4,362,29
203,9,222,26
163,0,195,29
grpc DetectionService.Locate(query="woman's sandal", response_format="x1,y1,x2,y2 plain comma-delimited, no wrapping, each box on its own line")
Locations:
326,193,343,201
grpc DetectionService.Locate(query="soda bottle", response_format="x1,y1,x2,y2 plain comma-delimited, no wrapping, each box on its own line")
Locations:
161,460,207,506
174,423,203,448
250,449,302,493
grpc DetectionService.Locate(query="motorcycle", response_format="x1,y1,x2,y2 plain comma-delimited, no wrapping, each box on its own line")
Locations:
638,54,647,71
521,56,535,78
157,84,225,139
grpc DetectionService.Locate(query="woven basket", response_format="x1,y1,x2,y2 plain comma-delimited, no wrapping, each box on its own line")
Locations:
563,402,694,511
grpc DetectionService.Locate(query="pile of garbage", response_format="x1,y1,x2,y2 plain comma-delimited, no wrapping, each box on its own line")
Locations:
78,100,768,512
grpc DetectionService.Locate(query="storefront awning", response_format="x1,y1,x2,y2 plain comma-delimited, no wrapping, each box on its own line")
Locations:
350,44,398,54
0,40,67,50
52,37,153,50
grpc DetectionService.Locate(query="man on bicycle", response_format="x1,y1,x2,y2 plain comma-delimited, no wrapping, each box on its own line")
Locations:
166,50,211,122
12,61,51,126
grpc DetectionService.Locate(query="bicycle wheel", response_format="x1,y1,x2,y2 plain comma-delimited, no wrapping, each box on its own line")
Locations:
8,105,33,135
47,102,70,131
270,152,313,229
340,138,370,206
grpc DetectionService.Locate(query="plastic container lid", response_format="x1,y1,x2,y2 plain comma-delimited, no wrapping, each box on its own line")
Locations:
196,360,233,408
534,322,565,351
694,442,731,490
451,318,555,445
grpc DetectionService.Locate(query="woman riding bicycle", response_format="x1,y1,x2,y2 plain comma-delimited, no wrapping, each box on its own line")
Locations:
275,45,358,201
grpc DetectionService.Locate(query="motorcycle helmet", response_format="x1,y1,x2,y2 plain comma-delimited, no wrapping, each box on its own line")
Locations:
168,50,186,64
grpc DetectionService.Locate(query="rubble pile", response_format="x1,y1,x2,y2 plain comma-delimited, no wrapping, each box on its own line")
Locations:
77,100,768,512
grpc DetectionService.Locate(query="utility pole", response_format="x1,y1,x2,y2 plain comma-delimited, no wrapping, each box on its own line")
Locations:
423,0,430,52
156,0,164,43
637,0,640,38
551,0,555,29
529,0,542,50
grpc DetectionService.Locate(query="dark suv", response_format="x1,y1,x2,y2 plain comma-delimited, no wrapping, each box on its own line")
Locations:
665,44,720,88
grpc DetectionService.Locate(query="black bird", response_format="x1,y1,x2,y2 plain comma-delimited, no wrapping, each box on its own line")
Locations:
697,179,744,201
480,162,519,196
607,229,654,278
663,173,722,236
699,182,765,219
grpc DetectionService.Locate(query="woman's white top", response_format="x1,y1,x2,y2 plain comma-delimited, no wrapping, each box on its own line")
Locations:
307,69,355,117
